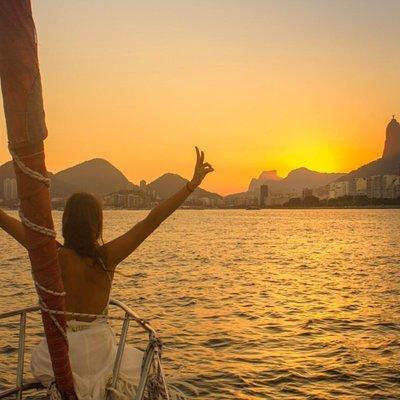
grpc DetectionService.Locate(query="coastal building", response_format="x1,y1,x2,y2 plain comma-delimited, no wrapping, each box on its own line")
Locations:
349,178,367,196
117,194,127,208
111,193,119,207
302,188,313,199
329,181,349,199
198,197,211,207
327,175,399,199
127,194,142,209
245,195,259,207
223,193,258,208
259,185,269,208
314,185,329,200
367,175,383,198
140,180,147,192
103,195,114,207
11,179,17,200
367,175,400,198
3,178,17,201
266,193,293,206
3,179,10,201
385,175,400,198
216,198,224,208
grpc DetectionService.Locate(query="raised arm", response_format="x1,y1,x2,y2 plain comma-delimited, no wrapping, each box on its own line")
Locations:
103,147,214,268
0,208,26,248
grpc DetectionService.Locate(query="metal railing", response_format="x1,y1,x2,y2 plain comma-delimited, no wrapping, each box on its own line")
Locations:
0,299,169,400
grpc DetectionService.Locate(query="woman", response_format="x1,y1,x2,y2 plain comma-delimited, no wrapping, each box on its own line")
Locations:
0,147,213,399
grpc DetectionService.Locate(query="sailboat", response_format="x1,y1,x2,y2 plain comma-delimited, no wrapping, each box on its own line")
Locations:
0,1,181,399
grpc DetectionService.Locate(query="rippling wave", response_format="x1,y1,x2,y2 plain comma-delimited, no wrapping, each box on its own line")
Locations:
1,209,400,399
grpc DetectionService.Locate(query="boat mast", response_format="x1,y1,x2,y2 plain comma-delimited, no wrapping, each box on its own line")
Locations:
0,1,76,398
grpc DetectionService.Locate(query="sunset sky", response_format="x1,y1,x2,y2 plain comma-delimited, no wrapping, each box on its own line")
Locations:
0,0,399,195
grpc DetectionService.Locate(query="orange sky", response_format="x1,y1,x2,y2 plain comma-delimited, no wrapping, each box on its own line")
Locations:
0,0,399,195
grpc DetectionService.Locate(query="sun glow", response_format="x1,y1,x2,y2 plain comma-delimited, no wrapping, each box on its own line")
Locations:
279,144,340,175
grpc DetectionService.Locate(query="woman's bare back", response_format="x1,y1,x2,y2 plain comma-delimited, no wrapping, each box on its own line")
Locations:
58,247,112,322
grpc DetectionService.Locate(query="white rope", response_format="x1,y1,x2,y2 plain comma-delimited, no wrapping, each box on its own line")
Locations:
47,382,63,400
39,299,68,341
10,149,51,186
106,373,139,399
19,211,56,237
39,302,125,321
10,152,68,344
15,149,46,159
35,281,66,296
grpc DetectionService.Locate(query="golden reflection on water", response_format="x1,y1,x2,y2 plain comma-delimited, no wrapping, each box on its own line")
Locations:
1,209,399,399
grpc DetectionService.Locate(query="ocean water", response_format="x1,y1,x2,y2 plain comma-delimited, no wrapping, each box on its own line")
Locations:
0,209,399,399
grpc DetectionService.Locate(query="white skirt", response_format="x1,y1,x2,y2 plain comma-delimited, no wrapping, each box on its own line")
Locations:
30,319,144,400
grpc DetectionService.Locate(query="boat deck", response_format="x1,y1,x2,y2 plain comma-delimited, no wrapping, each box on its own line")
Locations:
0,299,169,400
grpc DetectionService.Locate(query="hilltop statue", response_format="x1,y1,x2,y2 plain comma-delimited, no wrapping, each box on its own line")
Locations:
382,115,400,158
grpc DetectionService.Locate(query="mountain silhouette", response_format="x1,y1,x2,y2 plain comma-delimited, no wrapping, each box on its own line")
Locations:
1,116,398,200
0,159,221,200
0,158,131,198
249,167,345,194
248,170,282,192
337,155,400,182
54,158,132,195
147,173,221,200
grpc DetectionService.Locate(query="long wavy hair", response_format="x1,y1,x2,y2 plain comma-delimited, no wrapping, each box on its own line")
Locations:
62,192,105,265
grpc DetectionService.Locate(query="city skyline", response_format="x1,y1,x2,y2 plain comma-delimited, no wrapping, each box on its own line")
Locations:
0,113,399,205
0,0,399,195
1,115,398,197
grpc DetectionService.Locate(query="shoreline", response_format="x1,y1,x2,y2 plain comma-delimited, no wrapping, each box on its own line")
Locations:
2,206,400,211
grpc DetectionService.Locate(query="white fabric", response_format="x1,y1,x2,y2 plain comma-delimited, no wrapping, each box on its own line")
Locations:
30,319,144,400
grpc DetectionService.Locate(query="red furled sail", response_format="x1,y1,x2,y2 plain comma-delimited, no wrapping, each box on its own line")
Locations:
0,1,76,398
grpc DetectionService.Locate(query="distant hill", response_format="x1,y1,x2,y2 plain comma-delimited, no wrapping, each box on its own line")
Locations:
337,155,400,182
48,173,78,197
248,170,282,192
249,167,345,194
147,173,222,200
0,158,132,198
2,114,398,201
0,158,221,200
54,158,132,195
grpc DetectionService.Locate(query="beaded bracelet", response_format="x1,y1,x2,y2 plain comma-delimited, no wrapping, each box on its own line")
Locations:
186,181,195,193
